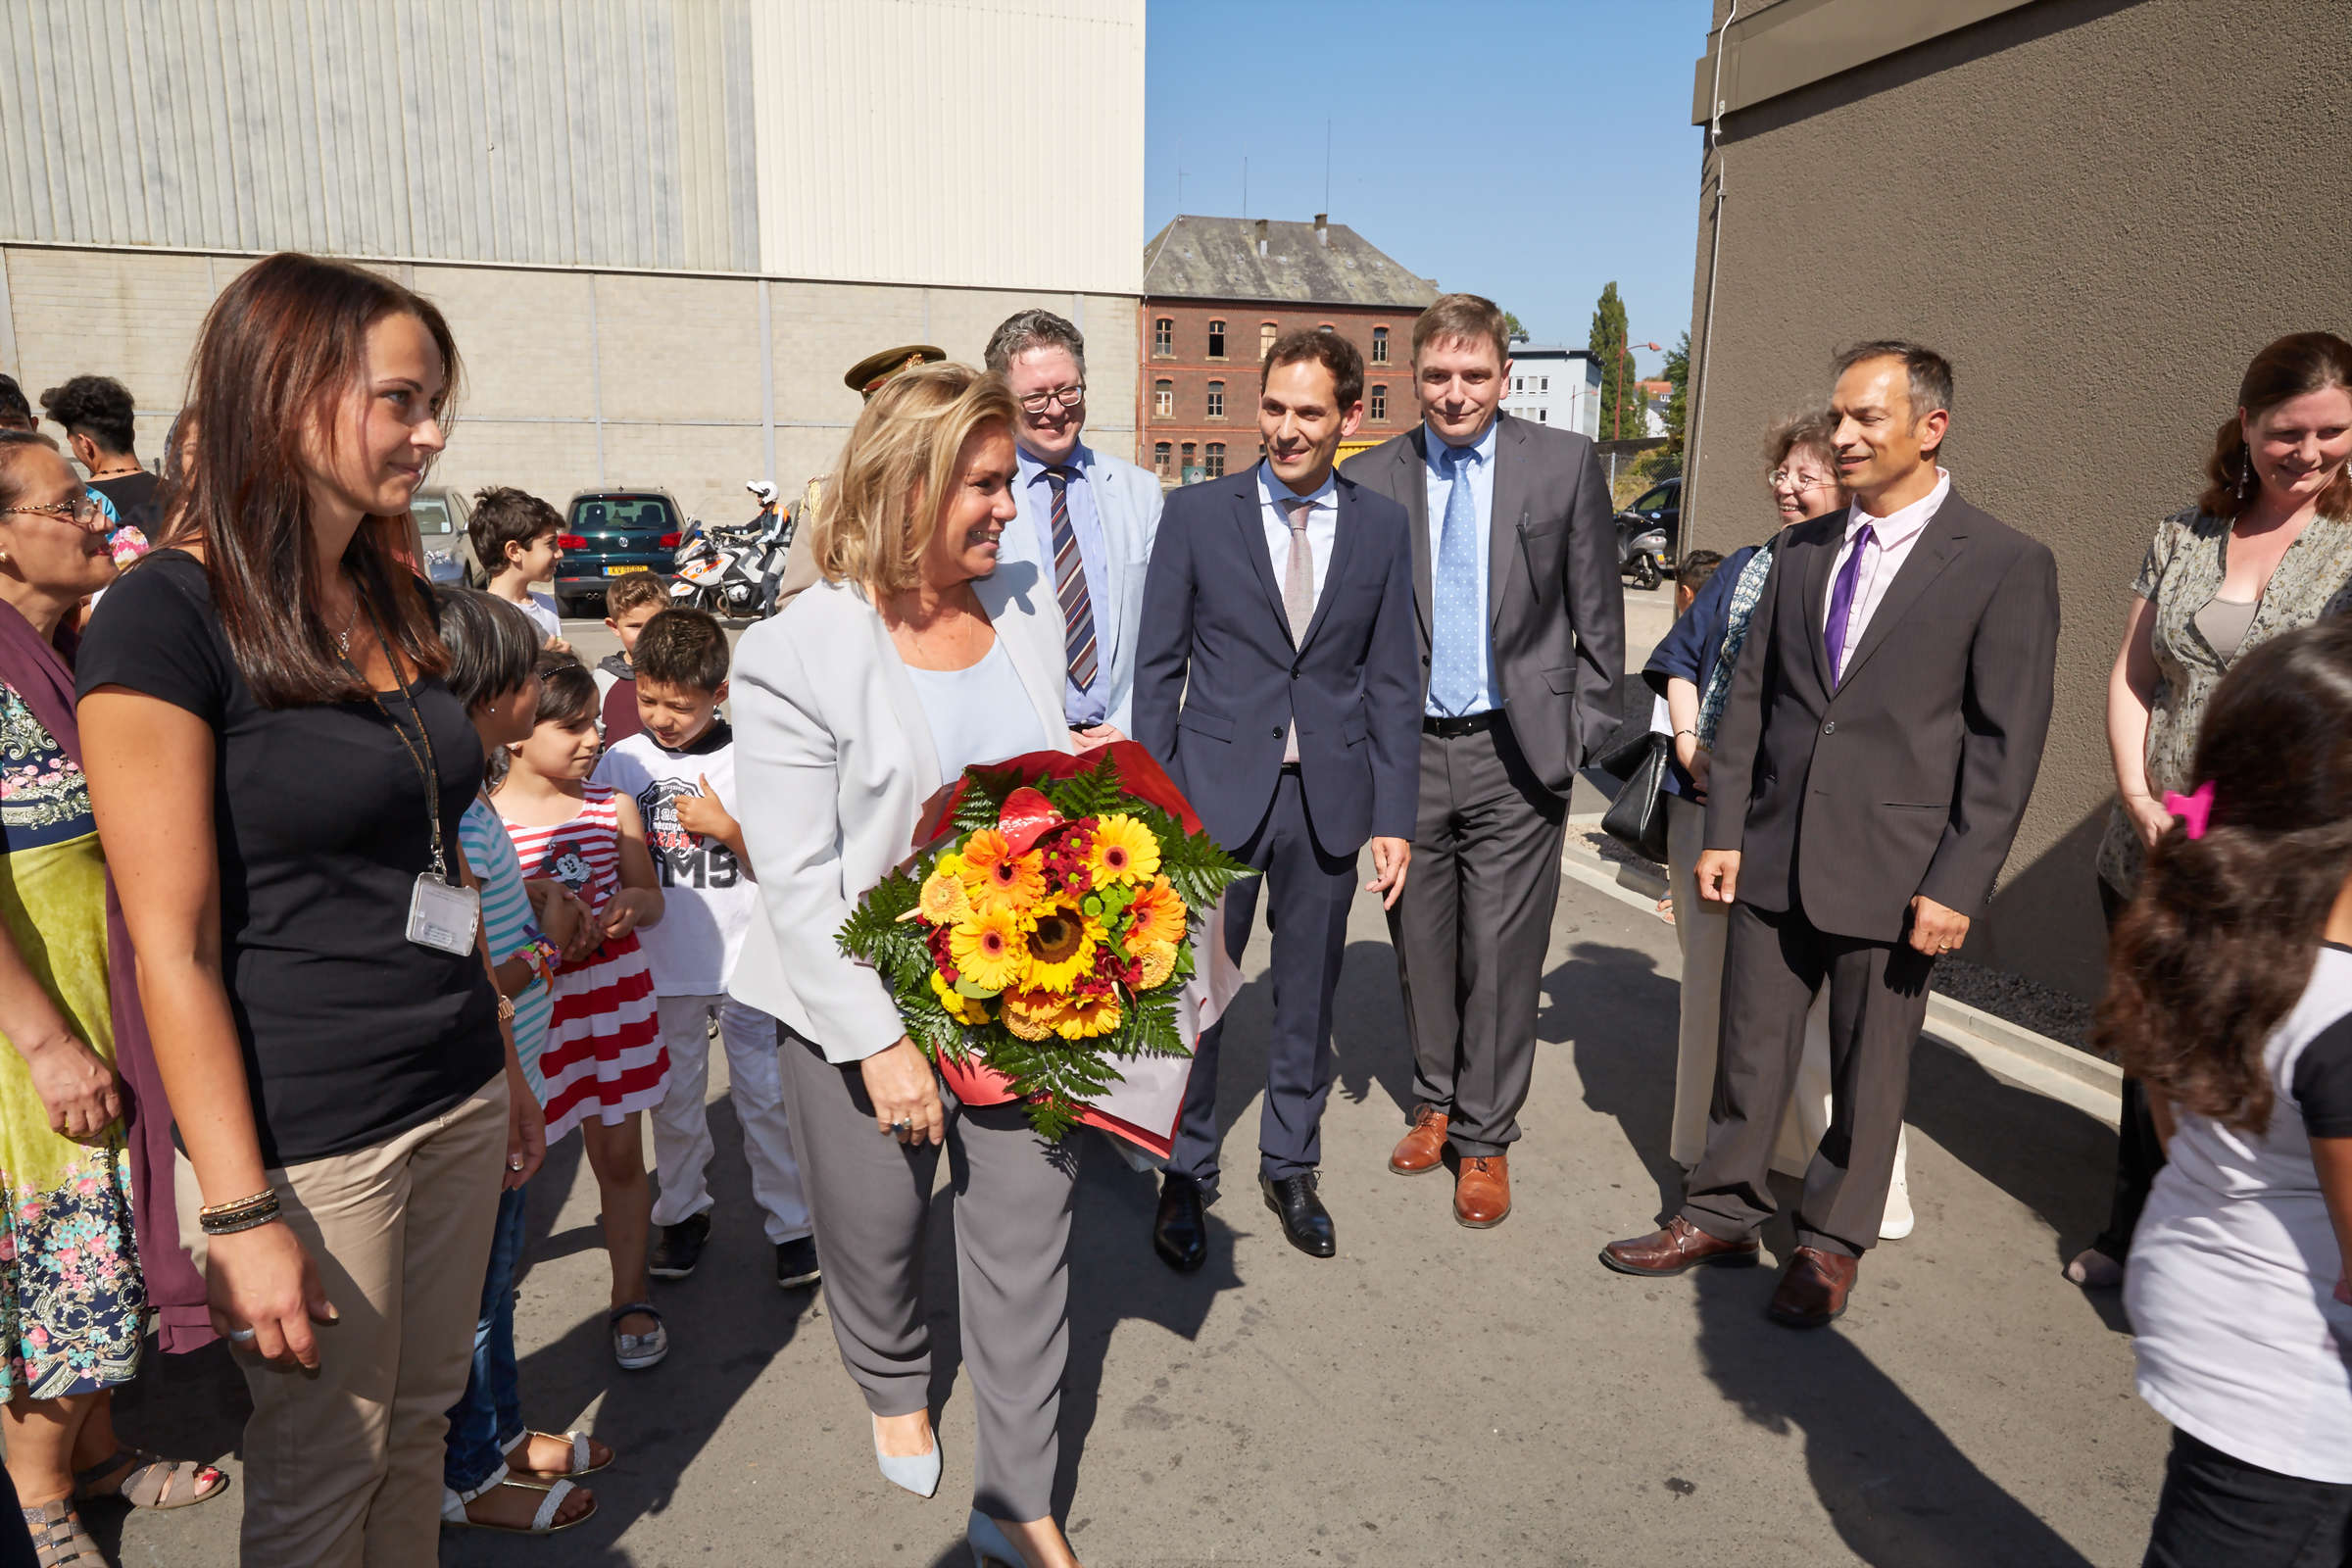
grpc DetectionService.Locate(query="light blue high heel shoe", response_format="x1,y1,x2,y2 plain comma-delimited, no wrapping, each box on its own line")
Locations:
871,1414,940,1498
966,1510,1027,1567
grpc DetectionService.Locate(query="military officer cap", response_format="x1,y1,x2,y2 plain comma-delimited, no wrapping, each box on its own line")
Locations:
846,344,947,398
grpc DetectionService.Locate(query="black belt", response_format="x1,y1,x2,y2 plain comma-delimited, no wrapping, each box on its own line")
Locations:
1422,710,1503,739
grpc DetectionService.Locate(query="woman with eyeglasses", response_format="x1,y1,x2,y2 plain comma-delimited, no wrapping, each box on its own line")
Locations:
1642,411,1914,1234
0,432,228,1566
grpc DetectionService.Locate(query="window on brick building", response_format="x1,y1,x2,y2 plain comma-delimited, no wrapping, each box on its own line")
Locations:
1259,321,1277,360
1152,318,1173,357
1205,442,1226,478
1180,442,1197,477
1369,384,1387,420
1207,319,1226,359
1205,381,1225,418
1153,380,1172,417
1152,442,1171,476
1371,326,1389,364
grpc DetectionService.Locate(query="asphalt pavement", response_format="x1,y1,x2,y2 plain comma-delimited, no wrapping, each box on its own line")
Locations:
102,585,2169,1567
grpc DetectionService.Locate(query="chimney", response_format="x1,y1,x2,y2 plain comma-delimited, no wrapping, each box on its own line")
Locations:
1313,213,1328,245
1254,218,1268,257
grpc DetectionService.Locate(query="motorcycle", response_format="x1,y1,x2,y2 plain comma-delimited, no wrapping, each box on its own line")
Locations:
1617,514,1671,591
668,481,793,617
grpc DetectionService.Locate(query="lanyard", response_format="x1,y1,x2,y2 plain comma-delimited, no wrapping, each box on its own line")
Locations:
341,599,450,883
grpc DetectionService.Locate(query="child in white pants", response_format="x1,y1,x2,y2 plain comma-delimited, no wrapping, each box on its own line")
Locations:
650,995,813,1282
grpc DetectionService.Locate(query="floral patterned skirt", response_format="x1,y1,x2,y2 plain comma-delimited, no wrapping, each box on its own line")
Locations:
1,1141,143,1399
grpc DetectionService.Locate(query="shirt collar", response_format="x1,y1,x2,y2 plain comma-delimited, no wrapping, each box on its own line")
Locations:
1425,416,1498,471
1017,442,1090,484
1259,463,1338,513
1848,466,1951,545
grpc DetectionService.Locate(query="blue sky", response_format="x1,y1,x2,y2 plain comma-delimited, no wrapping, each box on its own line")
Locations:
1143,0,1711,378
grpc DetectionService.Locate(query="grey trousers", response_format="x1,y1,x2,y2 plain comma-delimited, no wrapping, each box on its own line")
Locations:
774,1024,1078,1522
1681,900,1934,1257
1385,717,1568,1156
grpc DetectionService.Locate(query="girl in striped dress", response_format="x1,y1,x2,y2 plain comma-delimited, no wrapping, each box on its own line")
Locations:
493,655,673,1371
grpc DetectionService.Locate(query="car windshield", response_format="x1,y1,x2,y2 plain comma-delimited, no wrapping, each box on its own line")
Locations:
1631,484,1677,514
409,496,455,535
571,497,674,534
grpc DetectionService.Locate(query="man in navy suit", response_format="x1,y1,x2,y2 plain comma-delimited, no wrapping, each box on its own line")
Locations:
1134,328,1421,1265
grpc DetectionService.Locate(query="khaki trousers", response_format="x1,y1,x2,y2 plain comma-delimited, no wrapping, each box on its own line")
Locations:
1666,795,1911,1234
177,1079,509,1568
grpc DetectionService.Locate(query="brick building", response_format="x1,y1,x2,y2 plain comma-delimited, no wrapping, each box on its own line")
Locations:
1137,215,1438,485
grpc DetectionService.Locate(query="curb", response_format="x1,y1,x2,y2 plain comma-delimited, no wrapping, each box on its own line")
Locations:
1559,817,2122,1131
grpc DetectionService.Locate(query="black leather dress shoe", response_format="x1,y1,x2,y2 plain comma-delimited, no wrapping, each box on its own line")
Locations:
1260,1173,1335,1258
1152,1174,1207,1274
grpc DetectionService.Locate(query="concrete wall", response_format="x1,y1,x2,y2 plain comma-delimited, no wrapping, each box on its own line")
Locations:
0,244,1136,528
1681,0,2352,1000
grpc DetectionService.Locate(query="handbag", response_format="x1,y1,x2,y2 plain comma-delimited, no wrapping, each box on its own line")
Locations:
1592,725,1673,864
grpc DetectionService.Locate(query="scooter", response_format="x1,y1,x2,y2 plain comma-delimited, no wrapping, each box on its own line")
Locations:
1617,514,1671,591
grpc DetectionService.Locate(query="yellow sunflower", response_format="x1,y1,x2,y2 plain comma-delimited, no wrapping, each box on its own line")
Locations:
949,907,1028,993
930,970,991,1026
1055,991,1122,1040
1001,988,1068,1041
1024,901,1100,992
1125,875,1188,948
919,866,974,925
1134,939,1179,990
1087,814,1161,886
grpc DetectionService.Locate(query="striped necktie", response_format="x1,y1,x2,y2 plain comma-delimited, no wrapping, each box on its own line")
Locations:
1044,466,1098,690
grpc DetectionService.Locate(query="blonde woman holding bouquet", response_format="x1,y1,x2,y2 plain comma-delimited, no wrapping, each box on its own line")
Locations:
729,364,1086,1568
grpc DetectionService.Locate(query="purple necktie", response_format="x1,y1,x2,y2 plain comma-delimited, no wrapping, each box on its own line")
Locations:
1822,521,1876,688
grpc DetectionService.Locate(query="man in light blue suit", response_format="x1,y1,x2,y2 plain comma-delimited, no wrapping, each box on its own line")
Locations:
984,309,1163,738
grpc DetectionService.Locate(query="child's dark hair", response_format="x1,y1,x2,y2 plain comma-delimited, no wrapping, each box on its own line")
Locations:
433,588,542,710
605,569,667,619
532,649,600,731
2095,618,2352,1133
1678,549,1725,594
468,485,563,574
633,608,729,692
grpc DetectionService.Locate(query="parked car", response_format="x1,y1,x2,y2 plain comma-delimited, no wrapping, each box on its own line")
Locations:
554,489,685,617
1613,476,1681,589
406,487,476,588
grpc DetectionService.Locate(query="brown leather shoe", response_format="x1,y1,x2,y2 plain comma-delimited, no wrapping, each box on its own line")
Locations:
1767,1247,1859,1329
1389,1104,1448,1175
1453,1154,1510,1228
1598,1216,1760,1277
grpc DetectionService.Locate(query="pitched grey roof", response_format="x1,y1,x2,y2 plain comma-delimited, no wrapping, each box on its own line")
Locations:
1140,217,1440,309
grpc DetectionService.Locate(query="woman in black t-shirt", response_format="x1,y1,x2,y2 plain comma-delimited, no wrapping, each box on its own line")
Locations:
76,253,545,1567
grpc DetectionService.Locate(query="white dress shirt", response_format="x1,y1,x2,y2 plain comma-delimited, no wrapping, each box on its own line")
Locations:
1420,417,1500,715
1825,466,1951,682
1258,463,1338,610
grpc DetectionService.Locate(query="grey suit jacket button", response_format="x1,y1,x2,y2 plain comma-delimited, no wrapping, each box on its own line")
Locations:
1823,720,1837,734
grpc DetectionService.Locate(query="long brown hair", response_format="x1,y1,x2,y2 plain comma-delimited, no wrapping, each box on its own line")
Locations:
2096,618,2352,1133
162,252,458,707
2198,331,2352,522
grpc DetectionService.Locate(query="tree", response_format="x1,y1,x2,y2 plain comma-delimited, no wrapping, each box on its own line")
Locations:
1502,311,1527,343
1589,281,1642,443
1652,331,1690,477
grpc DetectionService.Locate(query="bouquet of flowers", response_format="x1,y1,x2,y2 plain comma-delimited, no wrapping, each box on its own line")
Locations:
837,743,1250,1141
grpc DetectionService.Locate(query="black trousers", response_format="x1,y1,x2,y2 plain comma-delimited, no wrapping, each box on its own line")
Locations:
1682,900,1934,1257
1168,769,1356,1196
2144,1428,2352,1567
2095,877,2169,1259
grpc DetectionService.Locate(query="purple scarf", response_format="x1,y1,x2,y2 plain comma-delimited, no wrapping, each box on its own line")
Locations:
0,596,212,1352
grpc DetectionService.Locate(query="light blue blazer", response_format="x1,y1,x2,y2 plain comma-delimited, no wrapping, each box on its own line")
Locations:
997,441,1164,736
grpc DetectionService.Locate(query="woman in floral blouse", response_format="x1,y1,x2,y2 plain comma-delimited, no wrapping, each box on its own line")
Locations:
0,434,225,1564
2073,332,2352,1291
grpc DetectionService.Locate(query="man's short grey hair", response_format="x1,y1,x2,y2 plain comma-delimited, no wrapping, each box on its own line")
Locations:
1833,339,1953,420
985,309,1086,375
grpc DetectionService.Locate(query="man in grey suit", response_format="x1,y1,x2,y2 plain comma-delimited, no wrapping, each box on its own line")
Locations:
1341,293,1624,1229
1602,341,2059,1329
984,309,1163,738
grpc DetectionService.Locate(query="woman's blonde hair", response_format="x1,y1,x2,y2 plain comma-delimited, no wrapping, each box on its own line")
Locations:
808,363,1019,596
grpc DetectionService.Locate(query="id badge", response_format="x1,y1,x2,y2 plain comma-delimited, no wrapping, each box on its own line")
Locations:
407,874,480,956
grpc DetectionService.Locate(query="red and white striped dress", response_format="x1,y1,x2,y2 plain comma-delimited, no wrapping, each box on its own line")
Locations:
500,783,667,1142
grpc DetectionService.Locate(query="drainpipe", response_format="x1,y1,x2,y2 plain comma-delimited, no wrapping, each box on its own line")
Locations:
1686,1,1736,539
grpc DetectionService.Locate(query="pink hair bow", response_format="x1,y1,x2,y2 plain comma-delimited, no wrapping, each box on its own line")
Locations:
2163,780,2216,841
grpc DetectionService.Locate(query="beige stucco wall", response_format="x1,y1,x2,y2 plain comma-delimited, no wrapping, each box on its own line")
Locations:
1683,0,2352,999
1,245,1139,531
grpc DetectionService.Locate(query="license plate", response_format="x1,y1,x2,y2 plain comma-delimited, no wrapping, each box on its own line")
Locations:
604,564,651,577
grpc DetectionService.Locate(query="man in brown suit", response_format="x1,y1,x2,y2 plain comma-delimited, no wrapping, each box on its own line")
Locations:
1601,341,2058,1327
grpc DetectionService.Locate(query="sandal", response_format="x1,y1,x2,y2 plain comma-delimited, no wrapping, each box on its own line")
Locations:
72,1446,229,1509
505,1428,614,1479
441,1477,595,1536
22,1498,100,1565
611,1301,668,1370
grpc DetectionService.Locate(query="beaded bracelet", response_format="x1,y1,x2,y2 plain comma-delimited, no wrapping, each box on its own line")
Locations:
518,936,564,990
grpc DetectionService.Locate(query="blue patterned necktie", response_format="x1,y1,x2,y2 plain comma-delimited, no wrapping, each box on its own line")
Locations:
1429,442,1482,715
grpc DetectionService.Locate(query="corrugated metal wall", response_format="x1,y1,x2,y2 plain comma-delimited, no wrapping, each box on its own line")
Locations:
0,0,1140,291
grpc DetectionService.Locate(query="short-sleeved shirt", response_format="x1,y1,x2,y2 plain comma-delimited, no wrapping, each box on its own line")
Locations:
2099,509,2352,894
461,796,552,1101
593,721,753,996
87,471,163,537
74,550,503,1166
2128,945,2352,1482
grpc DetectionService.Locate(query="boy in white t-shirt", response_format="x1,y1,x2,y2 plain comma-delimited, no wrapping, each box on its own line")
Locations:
591,608,816,1290
470,485,569,651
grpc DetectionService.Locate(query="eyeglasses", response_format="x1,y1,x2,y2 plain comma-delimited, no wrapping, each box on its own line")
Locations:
1016,383,1085,414
0,497,108,530
1768,469,1837,492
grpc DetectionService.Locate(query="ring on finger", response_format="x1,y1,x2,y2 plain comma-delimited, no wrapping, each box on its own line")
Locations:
226,1327,258,1344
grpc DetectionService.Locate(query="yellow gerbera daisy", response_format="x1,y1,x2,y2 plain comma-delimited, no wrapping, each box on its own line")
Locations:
949,907,1028,993
1055,991,1122,1040
919,866,974,925
1087,814,1161,886
930,970,991,1026
1001,988,1068,1041
1134,939,1178,990
1024,902,1099,992
1125,875,1187,948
